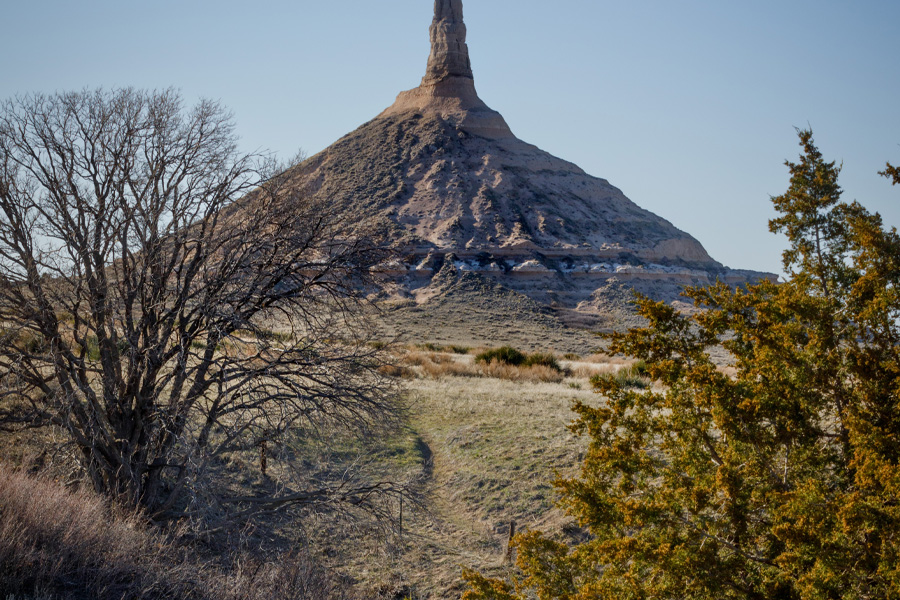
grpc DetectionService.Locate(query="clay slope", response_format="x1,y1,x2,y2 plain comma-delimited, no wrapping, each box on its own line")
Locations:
291,112,718,269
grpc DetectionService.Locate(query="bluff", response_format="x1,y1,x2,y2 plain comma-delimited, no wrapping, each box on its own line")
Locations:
283,0,773,326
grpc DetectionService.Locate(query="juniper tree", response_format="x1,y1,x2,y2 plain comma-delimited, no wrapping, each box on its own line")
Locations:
464,130,900,600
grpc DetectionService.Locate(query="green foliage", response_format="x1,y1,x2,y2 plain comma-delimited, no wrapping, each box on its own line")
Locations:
881,162,900,185
464,130,900,599
475,346,527,366
593,360,651,389
417,342,471,354
475,347,563,372
522,352,561,371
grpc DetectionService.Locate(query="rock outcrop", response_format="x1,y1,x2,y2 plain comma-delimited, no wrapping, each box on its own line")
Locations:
380,0,513,139
282,0,775,322
423,0,473,84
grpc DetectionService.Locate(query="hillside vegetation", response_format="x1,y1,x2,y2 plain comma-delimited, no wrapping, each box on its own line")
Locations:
0,348,638,599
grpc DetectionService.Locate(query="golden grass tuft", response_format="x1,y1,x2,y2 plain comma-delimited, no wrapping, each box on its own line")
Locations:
479,360,565,384
0,464,351,599
400,351,566,383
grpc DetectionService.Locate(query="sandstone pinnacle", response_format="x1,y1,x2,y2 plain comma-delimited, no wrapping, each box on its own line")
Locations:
423,0,473,85
380,0,513,138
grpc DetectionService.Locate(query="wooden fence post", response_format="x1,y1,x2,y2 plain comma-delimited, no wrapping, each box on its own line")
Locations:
259,440,268,477
505,520,517,563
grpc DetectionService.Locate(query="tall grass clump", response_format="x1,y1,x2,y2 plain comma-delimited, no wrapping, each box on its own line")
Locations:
475,347,562,372
479,361,565,384
405,350,479,378
473,347,564,383
0,464,351,599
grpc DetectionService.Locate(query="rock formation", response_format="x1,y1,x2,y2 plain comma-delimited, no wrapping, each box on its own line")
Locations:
380,0,513,138
282,0,774,325
424,0,472,84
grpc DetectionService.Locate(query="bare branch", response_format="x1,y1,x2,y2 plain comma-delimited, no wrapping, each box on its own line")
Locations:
0,89,401,527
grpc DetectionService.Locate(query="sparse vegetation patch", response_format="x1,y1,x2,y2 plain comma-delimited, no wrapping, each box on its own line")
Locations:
0,465,350,599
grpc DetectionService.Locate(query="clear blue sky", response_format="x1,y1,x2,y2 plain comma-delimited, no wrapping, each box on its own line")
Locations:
3,0,898,274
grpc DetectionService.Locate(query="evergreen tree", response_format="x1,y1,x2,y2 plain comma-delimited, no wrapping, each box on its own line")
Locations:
463,130,900,600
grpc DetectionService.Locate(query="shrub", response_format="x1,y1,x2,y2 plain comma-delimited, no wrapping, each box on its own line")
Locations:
378,364,413,378
592,360,650,389
417,342,445,352
522,352,561,372
474,346,526,366
17,332,48,355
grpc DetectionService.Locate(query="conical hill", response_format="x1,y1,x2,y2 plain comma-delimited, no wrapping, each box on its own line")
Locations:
283,0,773,323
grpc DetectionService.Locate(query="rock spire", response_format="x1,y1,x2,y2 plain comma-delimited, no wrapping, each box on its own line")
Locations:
423,0,473,85
277,0,777,329
380,0,513,138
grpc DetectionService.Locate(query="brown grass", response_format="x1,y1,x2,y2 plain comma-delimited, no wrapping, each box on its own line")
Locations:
479,360,565,384
562,354,643,380
581,353,630,365
421,359,479,379
400,351,566,383
0,464,351,600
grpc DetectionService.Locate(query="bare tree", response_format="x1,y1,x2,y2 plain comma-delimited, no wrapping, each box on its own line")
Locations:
0,88,404,522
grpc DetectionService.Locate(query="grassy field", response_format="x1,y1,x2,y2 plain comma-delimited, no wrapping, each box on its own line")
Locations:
0,343,634,600
324,350,627,599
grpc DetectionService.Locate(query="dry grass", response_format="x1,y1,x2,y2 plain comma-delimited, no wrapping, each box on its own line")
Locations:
479,360,564,384
581,353,630,365
400,351,566,384
566,362,615,379
562,354,642,380
332,374,597,598
0,464,351,600
0,343,624,599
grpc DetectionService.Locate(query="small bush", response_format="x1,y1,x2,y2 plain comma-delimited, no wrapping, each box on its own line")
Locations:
570,364,612,378
403,347,566,383
523,352,561,372
421,358,479,379
18,332,48,356
405,351,454,366
627,360,649,378
257,328,294,344
474,346,526,366
593,360,651,389
56,311,75,323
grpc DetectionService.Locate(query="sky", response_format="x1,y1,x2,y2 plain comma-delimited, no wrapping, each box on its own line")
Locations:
2,0,899,275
